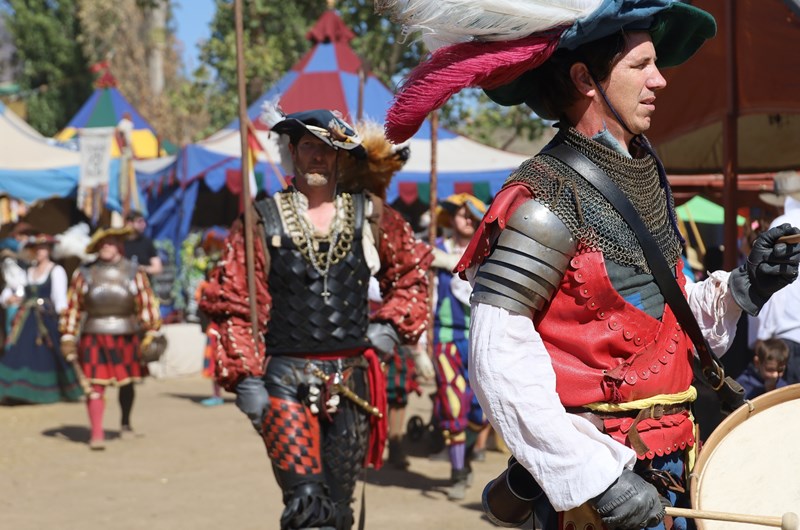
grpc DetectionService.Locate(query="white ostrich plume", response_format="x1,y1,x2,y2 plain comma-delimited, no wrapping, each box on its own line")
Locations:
259,97,286,130
53,222,93,262
376,0,602,51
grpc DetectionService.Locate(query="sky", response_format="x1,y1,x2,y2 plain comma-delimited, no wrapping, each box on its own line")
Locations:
172,0,217,74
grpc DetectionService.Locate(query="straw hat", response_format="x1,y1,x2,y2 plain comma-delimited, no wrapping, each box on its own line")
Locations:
85,226,134,254
759,171,800,207
436,193,488,229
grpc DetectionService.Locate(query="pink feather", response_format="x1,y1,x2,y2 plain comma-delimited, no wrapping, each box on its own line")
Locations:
385,29,565,144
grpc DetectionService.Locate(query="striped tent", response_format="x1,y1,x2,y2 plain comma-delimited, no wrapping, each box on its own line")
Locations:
214,9,529,205
55,86,172,159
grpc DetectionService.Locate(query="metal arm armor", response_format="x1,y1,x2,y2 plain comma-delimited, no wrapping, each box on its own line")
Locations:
471,199,577,317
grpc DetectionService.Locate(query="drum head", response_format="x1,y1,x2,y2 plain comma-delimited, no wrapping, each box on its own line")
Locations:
691,384,800,529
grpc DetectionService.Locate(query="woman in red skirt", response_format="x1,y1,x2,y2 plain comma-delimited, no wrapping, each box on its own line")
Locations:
59,226,161,450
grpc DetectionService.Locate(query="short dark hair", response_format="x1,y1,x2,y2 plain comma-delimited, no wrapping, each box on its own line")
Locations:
126,210,145,222
524,31,628,122
754,338,790,365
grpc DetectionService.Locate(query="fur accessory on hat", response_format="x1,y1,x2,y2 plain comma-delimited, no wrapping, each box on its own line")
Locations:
337,120,411,199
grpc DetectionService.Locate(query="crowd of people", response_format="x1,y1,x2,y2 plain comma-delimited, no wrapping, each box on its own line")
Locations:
3,1,800,529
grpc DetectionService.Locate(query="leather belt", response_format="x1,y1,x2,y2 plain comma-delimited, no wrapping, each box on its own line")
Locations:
567,403,690,456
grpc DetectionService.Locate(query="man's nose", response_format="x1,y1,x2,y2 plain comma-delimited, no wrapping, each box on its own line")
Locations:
650,67,667,91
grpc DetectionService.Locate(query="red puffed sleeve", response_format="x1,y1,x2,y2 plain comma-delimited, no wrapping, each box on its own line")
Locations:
134,270,161,332
373,204,433,344
199,215,271,391
59,268,86,338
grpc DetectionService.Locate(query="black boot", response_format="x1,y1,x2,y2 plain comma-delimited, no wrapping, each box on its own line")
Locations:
388,438,410,470
447,466,472,501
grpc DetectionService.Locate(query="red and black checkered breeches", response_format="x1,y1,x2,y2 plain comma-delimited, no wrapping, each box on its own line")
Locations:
78,333,147,385
262,355,370,529
263,398,322,475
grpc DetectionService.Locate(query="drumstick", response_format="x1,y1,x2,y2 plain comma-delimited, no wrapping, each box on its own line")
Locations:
777,233,800,244
665,507,799,530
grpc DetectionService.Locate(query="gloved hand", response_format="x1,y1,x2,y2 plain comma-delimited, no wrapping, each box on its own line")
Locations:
411,347,435,380
592,470,665,530
729,223,800,316
366,322,400,356
60,337,77,362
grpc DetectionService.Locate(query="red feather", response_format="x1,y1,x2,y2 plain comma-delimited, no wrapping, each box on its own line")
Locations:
385,30,564,143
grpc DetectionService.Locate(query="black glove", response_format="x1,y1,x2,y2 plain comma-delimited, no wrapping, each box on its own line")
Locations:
366,322,400,356
592,470,665,530
729,223,800,316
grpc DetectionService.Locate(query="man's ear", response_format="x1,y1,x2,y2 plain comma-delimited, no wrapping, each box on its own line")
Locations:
569,62,596,98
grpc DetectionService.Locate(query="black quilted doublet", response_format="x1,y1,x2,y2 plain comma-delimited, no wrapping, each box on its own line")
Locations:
262,201,371,356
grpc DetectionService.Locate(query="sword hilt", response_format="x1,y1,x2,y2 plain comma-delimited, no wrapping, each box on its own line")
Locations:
311,367,383,418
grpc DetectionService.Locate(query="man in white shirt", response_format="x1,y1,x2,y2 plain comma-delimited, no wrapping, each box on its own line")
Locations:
379,1,800,529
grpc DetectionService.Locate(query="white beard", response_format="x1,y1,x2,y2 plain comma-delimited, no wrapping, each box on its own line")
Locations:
301,172,330,187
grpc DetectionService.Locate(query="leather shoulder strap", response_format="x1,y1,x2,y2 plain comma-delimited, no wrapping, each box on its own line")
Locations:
253,196,282,239
544,142,743,409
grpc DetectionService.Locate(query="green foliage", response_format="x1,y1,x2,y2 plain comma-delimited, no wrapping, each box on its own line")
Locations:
3,0,93,135
337,0,424,86
198,0,320,129
196,0,545,147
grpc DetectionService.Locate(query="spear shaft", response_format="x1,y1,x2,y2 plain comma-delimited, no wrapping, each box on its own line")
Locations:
234,0,260,344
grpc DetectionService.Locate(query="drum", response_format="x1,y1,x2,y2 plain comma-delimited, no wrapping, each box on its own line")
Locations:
690,384,800,529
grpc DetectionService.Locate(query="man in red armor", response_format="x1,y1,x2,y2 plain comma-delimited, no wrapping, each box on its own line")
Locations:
378,1,800,529
200,106,431,530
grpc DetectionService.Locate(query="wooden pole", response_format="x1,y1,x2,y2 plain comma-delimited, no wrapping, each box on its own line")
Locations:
234,0,260,343
357,65,365,123
722,0,739,270
426,111,439,358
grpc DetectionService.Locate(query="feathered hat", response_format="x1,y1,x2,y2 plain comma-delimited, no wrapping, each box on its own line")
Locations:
261,101,410,199
378,0,716,143
260,101,366,157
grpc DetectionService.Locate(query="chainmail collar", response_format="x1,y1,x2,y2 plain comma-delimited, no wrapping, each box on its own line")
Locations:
506,127,683,273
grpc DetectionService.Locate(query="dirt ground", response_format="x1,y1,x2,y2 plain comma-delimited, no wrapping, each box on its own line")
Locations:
0,374,510,530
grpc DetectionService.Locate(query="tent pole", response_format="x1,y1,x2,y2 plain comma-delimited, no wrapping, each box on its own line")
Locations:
722,0,739,270
426,111,439,359
685,209,706,257
234,0,260,344
357,65,365,123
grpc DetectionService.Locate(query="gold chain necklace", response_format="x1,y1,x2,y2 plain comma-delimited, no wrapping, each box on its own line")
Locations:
280,191,356,297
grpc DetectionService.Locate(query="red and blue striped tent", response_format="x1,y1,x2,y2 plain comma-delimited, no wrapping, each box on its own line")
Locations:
205,9,528,206
136,10,529,251
56,85,173,159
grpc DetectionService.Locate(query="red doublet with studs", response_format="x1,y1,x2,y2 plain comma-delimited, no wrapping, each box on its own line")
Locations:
535,250,696,459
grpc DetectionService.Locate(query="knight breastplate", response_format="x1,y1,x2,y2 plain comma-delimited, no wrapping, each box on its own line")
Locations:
82,259,139,335
256,193,371,355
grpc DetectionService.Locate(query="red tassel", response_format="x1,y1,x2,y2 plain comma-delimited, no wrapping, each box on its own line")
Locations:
385,30,564,143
